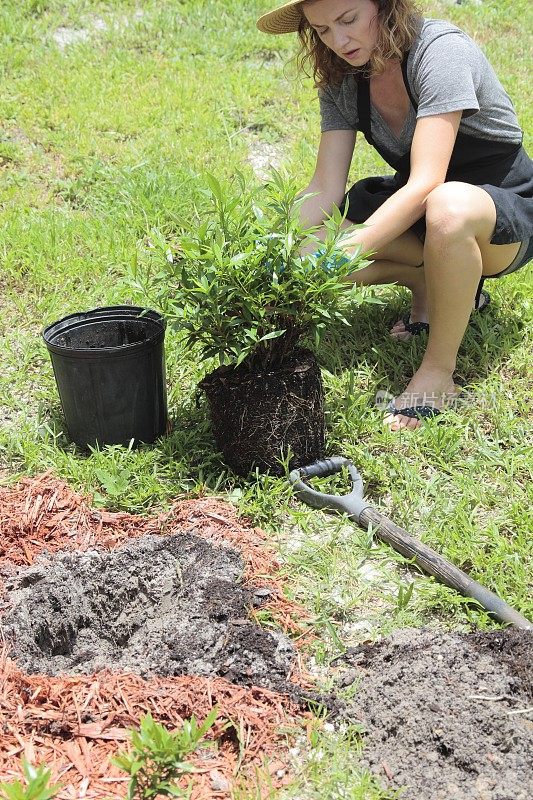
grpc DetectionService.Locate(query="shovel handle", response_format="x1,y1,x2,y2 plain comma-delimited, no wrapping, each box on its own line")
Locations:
361,507,533,630
290,457,533,630
297,456,352,479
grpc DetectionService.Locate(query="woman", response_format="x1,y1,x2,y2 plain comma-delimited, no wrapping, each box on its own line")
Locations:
257,0,533,430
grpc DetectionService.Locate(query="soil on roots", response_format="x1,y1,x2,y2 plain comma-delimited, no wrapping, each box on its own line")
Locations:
199,347,324,476
338,627,533,800
1,533,295,690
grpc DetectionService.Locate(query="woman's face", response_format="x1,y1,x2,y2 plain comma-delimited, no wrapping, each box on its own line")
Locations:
302,0,380,66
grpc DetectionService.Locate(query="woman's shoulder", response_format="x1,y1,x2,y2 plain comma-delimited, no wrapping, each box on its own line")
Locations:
409,17,485,75
413,17,476,53
320,73,358,101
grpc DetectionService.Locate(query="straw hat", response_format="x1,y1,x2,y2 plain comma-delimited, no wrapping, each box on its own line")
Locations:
256,1,305,35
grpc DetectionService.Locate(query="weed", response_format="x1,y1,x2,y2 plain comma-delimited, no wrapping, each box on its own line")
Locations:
93,464,134,506
277,722,401,799
112,710,219,799
395,581,415,613
0,759,61,800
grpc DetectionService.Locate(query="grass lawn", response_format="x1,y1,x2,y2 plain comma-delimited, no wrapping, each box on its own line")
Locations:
0,0,532,796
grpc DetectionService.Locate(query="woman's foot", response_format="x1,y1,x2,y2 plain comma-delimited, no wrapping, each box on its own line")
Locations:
383,366,459,431
390,266,428,341
390,288,491,340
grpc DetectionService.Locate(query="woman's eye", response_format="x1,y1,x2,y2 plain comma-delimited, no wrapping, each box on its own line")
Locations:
343,16,356,25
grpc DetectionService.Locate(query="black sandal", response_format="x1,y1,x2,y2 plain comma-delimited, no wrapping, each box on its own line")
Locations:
396,290,491,338
401,315,429,336
475,289,491,312
385,401,441,420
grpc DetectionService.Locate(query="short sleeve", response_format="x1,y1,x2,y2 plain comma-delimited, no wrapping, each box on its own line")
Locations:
412,32,482,119
319,85,357,132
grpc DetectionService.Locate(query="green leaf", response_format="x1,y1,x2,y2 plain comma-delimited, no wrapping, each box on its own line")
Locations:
258,329,286,343
129,761,143,777
110,753,134,772
205,173,223,202
195,707,219,741
21,763,37,784
235,348,252,367
159,784,189,798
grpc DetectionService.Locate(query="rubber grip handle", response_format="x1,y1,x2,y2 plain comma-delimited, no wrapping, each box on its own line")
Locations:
298,456,351,479
289,458,369,518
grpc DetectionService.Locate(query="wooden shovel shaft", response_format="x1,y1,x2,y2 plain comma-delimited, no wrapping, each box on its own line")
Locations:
359,507,533,630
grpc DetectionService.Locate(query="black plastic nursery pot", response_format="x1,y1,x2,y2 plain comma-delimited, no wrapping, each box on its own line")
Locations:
43,305,167,449
199,347,325,477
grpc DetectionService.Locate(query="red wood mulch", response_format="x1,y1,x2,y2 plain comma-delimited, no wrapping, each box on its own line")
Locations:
0,473,315,798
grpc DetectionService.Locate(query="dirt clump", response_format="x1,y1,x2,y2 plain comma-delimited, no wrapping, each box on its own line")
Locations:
1,533,295,691
199,347,324,476
338,627,533,800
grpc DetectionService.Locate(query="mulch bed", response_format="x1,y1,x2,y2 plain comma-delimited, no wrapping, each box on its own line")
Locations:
0,473,314,798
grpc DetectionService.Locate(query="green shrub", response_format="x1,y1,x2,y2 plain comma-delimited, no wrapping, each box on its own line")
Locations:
0,714,219,800
131,170,372,372
0,759,62,800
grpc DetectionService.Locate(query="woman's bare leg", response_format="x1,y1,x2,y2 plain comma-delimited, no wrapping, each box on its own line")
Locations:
345,256,428,341
336,224,430,337
384,182,522,431
309,219,429,332
339,221,493,340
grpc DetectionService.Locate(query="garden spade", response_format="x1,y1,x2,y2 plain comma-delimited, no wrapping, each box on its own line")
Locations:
289,456,532,630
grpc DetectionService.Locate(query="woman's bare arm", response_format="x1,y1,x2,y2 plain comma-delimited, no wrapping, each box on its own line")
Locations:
339,111,462,254
298,129,356,227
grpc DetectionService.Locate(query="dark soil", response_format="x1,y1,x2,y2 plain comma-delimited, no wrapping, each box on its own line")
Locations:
1,533,295,691
337,627,533,800
199,346,324,476
3,513,531,800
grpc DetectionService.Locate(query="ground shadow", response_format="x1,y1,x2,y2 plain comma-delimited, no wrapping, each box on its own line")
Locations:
315,287,527,395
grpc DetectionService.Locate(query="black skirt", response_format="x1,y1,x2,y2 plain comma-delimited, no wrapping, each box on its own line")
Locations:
344,144,533,246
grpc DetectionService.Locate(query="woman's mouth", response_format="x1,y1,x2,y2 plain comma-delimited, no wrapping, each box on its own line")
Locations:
342,48,360,59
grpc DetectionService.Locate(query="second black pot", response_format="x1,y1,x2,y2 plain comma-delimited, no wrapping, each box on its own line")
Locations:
43,306,167,449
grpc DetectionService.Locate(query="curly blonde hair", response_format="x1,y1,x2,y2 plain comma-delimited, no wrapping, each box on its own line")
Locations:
297,0,422,87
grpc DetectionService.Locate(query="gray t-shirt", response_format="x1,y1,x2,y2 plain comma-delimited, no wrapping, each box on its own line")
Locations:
319,18,523,159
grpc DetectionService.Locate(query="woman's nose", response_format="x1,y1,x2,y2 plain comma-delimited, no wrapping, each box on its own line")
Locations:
331,27,350,52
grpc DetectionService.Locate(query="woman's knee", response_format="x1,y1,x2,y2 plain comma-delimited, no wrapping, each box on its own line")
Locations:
425,182,496,240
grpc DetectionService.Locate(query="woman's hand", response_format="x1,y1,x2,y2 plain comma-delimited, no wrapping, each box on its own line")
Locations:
298,130,357,228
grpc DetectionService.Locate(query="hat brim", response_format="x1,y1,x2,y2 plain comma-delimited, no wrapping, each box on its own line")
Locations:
256,1,304,35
